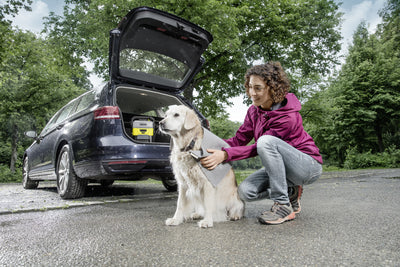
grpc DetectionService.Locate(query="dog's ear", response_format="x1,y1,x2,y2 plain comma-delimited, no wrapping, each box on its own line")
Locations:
183,109,198,130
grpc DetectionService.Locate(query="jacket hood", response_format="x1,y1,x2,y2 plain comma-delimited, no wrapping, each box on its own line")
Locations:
255,93,301,117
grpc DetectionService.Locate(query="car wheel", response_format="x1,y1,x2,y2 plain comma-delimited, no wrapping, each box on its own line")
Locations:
22,156,39,189
161,176,177,192
56,144,87,199
100,180,114,186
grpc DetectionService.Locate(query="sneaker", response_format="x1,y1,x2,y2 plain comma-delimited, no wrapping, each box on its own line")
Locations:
257,202,295,225
289,185,303,214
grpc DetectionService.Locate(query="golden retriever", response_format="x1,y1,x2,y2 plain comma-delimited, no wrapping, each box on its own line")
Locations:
159,105,244,228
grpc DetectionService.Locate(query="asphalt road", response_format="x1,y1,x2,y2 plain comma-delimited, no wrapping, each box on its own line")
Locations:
1,169,400,266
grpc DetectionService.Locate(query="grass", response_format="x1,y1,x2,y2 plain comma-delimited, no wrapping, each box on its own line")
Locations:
322,165,345,172
234,170,255,184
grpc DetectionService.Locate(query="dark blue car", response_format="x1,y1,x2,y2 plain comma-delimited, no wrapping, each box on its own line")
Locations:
22,7,212,199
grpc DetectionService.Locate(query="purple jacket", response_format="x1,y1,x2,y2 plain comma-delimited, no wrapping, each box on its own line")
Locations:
223,93,323,164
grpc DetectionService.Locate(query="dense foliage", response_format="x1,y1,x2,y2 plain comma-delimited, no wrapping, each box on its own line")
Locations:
303,0,400,167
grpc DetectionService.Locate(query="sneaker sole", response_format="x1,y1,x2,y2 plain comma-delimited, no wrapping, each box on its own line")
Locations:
291,186,303,214
261,207,301,215
293,208,301,214
257,212,296,225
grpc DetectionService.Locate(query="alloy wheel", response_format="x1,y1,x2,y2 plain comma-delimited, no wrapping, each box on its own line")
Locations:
57,150,70,195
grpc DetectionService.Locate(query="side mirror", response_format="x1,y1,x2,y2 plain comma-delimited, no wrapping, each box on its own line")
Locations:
25,131,38,139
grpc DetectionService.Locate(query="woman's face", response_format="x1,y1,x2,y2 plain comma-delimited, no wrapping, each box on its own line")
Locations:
248,75,273,110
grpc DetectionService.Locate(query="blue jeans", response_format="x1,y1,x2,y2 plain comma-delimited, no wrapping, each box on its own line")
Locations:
238,135,322,204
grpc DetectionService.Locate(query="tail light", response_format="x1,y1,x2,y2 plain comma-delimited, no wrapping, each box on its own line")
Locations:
94,106,121,120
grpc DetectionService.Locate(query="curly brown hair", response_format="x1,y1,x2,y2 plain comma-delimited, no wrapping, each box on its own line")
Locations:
244,62,290,104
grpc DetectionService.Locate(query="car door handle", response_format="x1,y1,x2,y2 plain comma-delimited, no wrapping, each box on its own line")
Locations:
56,125,64,130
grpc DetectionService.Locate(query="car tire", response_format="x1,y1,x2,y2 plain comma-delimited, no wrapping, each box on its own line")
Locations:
22,156,39,189
56,144,87,199
161,176,177,192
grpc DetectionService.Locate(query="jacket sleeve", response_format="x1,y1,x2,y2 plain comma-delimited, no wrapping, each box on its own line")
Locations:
223,108,258,162
222,143,258,162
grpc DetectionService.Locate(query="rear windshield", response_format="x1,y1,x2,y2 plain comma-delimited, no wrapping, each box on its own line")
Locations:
119,25,202,88
120,49,189,82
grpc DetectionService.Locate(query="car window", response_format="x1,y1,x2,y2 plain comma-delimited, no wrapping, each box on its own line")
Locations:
40,112,61,135
75,91,96,113
54,102,76,124
120,48,189,82
39,95,85,136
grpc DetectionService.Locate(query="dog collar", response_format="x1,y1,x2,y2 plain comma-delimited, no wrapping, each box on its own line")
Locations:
181,137,197,152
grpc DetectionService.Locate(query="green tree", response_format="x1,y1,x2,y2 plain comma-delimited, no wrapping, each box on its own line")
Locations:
44,0,342,117
379,0,400,47
0,30,86,173
335,22,400,154
306,14,400,166
376,0,400,150
0,0,31,19
0,0,32,62
333,24,380,151
208,115,241,139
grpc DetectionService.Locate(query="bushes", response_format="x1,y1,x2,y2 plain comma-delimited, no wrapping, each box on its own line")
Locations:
344,146,400,169
0,164,22,183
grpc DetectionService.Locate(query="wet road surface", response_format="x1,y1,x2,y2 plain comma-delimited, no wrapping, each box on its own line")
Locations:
1,169,399,266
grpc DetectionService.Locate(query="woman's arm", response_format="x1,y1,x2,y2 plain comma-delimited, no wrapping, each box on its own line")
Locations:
200,149,227,170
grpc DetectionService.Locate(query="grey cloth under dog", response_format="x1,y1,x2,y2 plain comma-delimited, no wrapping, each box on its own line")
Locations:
189,128,232,187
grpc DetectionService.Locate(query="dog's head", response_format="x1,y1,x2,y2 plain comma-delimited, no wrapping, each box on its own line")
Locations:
159,105,200,136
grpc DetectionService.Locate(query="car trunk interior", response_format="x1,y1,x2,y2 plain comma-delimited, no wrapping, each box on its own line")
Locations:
115,86,184,144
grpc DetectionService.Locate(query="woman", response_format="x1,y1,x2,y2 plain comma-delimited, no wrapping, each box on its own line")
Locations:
200,62,323,225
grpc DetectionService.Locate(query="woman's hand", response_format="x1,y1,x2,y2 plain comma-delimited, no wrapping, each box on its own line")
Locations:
200,149,228,170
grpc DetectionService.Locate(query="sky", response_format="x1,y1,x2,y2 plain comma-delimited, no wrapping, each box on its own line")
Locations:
5,0,387,122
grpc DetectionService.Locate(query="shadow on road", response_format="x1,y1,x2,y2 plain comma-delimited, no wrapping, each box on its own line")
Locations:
84,184,169,197
34,182,172,199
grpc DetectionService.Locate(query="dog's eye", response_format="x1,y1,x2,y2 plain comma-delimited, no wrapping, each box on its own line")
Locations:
174,113,179,117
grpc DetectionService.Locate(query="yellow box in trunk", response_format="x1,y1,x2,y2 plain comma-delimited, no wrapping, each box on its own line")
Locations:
131,118,154,142
132,127,154,136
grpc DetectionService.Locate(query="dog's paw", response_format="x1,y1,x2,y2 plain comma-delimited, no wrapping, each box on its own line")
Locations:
229,214,243,221
197,219,213,228
165,217,183,226
228,201,245,221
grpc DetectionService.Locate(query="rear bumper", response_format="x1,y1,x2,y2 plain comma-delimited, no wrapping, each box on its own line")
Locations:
103,158,172,174
74,158,173,180
73,136,173,180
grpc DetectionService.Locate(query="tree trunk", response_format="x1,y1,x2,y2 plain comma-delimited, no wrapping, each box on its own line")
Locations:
10,124,18,174
375,121,384,153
